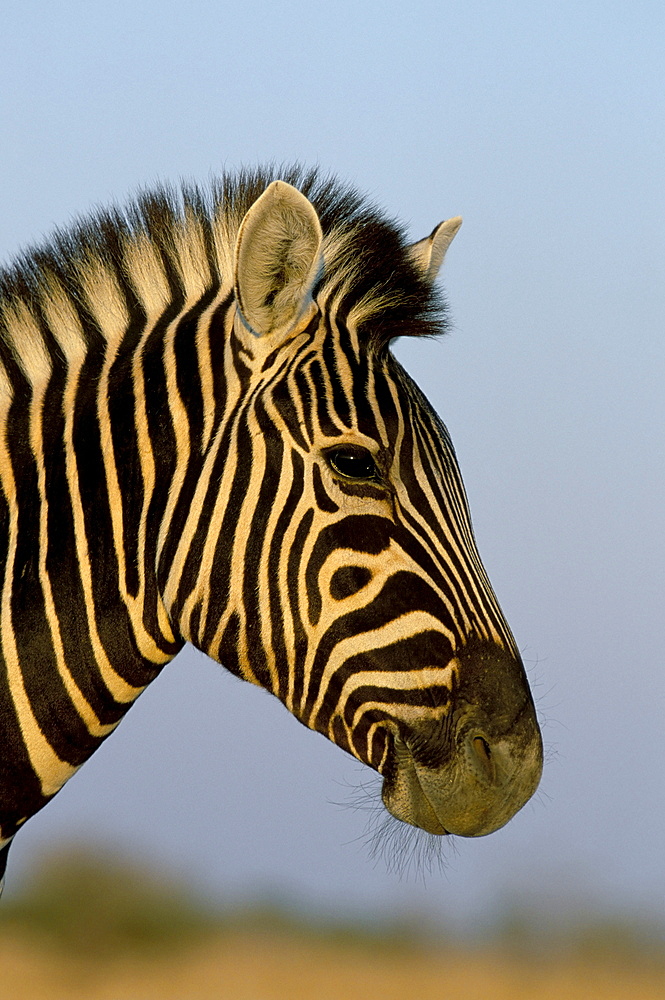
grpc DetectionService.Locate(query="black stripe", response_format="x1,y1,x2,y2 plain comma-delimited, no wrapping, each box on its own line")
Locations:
305,574,456,726
268,451,305,705
286,506,314,713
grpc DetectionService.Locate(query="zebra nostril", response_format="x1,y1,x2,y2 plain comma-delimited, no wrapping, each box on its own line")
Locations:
471,735,495,782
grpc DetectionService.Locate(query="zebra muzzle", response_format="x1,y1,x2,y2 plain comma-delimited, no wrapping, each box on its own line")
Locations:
380,643,543,837
382,716,542,837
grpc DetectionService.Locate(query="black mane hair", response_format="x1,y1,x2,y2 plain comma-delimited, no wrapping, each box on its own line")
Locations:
0,165,447,361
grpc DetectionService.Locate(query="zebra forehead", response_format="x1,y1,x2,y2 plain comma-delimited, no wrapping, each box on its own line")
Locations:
0,165,447,358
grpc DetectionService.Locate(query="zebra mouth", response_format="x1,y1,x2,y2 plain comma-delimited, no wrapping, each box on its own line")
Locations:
380,734,451,836
380,699,543,838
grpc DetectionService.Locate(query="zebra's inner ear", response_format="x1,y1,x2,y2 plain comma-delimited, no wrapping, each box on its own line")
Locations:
234,180,324,340
407,216,462,284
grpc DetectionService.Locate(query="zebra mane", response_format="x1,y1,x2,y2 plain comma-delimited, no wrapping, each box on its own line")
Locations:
0,165,446,386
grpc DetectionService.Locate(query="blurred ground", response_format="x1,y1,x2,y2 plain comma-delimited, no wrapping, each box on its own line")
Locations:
3,930,664,1000
2,847,663,1000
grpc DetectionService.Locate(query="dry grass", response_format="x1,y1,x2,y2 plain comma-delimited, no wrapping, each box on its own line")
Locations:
1,928,664,1000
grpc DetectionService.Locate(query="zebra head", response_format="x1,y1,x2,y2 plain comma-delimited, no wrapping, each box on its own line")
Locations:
167,177,543,839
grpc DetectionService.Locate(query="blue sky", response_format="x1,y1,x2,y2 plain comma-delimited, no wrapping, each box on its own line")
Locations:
1,1,664,928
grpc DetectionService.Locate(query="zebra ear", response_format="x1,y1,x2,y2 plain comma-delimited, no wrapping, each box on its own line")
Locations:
407,216,462,284
234,180,323,339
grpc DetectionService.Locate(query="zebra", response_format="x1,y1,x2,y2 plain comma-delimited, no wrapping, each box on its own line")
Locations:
0,166,542,894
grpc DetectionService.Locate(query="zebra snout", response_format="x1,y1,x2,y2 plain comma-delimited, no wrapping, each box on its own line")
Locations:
382,717,542,839
380,651,543,838
420,703,543,838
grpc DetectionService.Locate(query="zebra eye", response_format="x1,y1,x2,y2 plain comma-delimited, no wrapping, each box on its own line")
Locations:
325,446,378,481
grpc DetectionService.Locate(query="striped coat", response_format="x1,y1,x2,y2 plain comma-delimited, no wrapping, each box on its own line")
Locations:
0,167,542,888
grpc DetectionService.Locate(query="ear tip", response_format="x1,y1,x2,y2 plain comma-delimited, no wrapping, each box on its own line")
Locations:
442,216,463,234
260,180,321,227
265,179,299,201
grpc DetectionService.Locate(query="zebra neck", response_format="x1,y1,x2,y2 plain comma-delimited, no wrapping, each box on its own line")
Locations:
0,302,206,838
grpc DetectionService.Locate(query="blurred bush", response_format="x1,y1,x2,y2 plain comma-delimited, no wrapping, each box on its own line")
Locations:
1,844,663,970
0,845,426,960
0,845,220,957
490,901,665,967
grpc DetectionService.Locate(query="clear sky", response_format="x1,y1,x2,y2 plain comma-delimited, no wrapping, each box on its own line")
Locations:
1,1,664,929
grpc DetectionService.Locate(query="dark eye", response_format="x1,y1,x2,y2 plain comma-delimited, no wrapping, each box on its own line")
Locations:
326,446,378,481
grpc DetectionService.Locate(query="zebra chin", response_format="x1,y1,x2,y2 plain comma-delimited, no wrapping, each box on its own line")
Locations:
379,641,544,838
